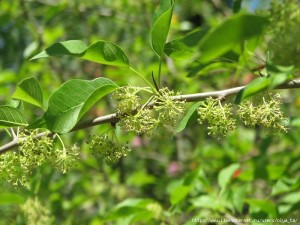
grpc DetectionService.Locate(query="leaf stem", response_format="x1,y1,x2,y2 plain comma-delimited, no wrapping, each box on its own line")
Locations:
158,56,162,88
129,67,156,93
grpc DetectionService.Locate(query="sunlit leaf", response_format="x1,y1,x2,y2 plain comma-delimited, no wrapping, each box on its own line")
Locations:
150,0,174,56
198,14,268,63
28,78,118,134
0,106,28,128
31,40,130,67
12,77,43,108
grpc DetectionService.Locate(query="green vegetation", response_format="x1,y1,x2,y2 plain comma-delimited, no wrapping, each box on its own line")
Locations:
0,0,300,224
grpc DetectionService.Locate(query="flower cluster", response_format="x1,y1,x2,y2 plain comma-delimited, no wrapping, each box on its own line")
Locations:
87,135,131,165
237,93,288,134
0,130,54,186
119,109,157,136
112,86,185,137
0,129,81,186
21,197,52,225
54,144,80,174
112,86,144,115
153,88,185,127
197,97,236,139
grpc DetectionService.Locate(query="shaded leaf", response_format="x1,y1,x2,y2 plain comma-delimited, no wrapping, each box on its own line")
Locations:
0,106,28,128
150,0,174,56
198,14,268,63
12,77,43,108
176,101,202,133
246,199,278,218
28,78,118,134
31,40,130,67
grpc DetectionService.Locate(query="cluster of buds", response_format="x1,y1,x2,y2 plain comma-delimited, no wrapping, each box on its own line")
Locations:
237,93,288,134
112,86,185,137
197,97,236,139
0,130,54,186
54,144,80,174
87,135,131,165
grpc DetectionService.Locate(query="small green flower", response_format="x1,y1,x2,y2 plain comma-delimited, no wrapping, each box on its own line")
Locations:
21,197,51,225
119,108,158,136
54,144,80,174
87,135,131,165
197,97,236,139
153,87,185,127
112,86,144,115
237,93,288,134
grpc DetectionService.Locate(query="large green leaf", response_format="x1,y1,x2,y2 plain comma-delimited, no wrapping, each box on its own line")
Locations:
198,14,268,63
28,78,118,134
0,106,28,128
12,77,43,108
150,0,174,56
31,40,130,67
176,102,202,133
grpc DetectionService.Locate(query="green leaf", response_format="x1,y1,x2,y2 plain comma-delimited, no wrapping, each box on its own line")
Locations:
28,78,118,134
12,77,43,108
246,199,278,218
233,0,242,13
0,106,28,128
31,40,130,67
176,102,202,133
82,41,130,67
150,0,174,56
0,193,24,204
235,77,271,104
218,163,240,192
235,64,294,103
170,186,191,205
164,28,208,60
198,14,268,63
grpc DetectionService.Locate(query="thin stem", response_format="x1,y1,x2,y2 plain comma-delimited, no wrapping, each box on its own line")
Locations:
129,67,156,93
157,56,162,88
55,134,65,150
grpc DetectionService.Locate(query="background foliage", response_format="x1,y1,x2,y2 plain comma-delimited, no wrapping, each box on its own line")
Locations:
1,0,300,224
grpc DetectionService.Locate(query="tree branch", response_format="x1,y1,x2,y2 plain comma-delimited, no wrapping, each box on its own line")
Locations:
1,79,300,154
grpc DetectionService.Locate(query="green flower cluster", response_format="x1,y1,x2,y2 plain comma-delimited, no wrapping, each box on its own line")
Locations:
0,129,81,186
197,97,236,139
237,93,288,134
0,130,53,186
87,135,131,165
54,144,80,174
154,88,185,127
119,108,157,136
112,86,185,137
21,197,52,225
112,86,143,115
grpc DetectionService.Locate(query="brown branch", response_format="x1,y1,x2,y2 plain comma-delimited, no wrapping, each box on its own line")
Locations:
1,79,300,154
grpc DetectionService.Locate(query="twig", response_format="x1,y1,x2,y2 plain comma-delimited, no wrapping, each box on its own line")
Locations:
1,79,300,154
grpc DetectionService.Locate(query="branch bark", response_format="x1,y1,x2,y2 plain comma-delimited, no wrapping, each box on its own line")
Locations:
1,79,300,154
